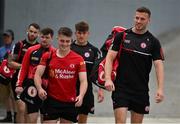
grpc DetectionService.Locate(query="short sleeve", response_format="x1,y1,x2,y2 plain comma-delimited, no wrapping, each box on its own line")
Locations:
39,51,51,66
94,48,101,60
11,42,22,61
78,57,86,72
152,38,164,61
111,32,124,52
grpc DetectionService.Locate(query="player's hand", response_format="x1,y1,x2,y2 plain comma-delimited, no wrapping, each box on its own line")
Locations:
97,88,104,103
75,95,83,107
38,88,47,100
155,89,164,103
15,86,23,95
105,79,115,91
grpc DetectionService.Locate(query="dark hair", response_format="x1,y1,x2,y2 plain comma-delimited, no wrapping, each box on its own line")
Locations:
58,27,72,37
3,29,14,40
28,23,40,30
41,28,54,37
136,6,151,17
75,21,89,32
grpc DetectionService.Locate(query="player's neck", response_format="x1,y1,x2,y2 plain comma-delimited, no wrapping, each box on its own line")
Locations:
57,48,70,58
27,39,37,45
132,27,147,34
75,40,88,46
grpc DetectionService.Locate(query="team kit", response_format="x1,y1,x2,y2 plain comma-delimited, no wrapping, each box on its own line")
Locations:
0,6,164,124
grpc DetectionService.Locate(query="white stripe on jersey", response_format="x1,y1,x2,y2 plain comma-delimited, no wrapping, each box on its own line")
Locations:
133,50,152,56
85,61,94,64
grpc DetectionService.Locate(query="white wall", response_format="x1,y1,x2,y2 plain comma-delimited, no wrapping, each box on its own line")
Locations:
4,0,180,47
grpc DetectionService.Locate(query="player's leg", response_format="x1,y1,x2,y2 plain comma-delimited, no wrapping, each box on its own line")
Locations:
131,111,144,123
114,107,128,123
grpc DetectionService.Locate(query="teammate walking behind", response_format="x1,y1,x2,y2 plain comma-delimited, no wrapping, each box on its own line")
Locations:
0,29,16,123
8,23,40,123
71,21,104,123
15,28,55,123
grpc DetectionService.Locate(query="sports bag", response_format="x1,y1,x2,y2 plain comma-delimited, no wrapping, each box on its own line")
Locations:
90,26,126,89
0,41,23,85
0,55,15,85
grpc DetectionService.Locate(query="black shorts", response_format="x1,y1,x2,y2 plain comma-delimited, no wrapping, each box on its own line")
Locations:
43,97,78,123
77,89,94,115
20,78,43,114
112,90,150,114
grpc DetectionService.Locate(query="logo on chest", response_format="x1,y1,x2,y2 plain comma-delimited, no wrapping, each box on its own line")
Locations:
84,52,90,58
31,51,40,62
124,40,131,44
31,57,39,61
140,42,147,49
70,64,75,68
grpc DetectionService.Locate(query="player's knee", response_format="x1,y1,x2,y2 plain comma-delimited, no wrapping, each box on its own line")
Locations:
16,101,26,113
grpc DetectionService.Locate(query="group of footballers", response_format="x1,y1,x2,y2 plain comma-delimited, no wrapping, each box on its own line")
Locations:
0,21,104,123
0,6,165,124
